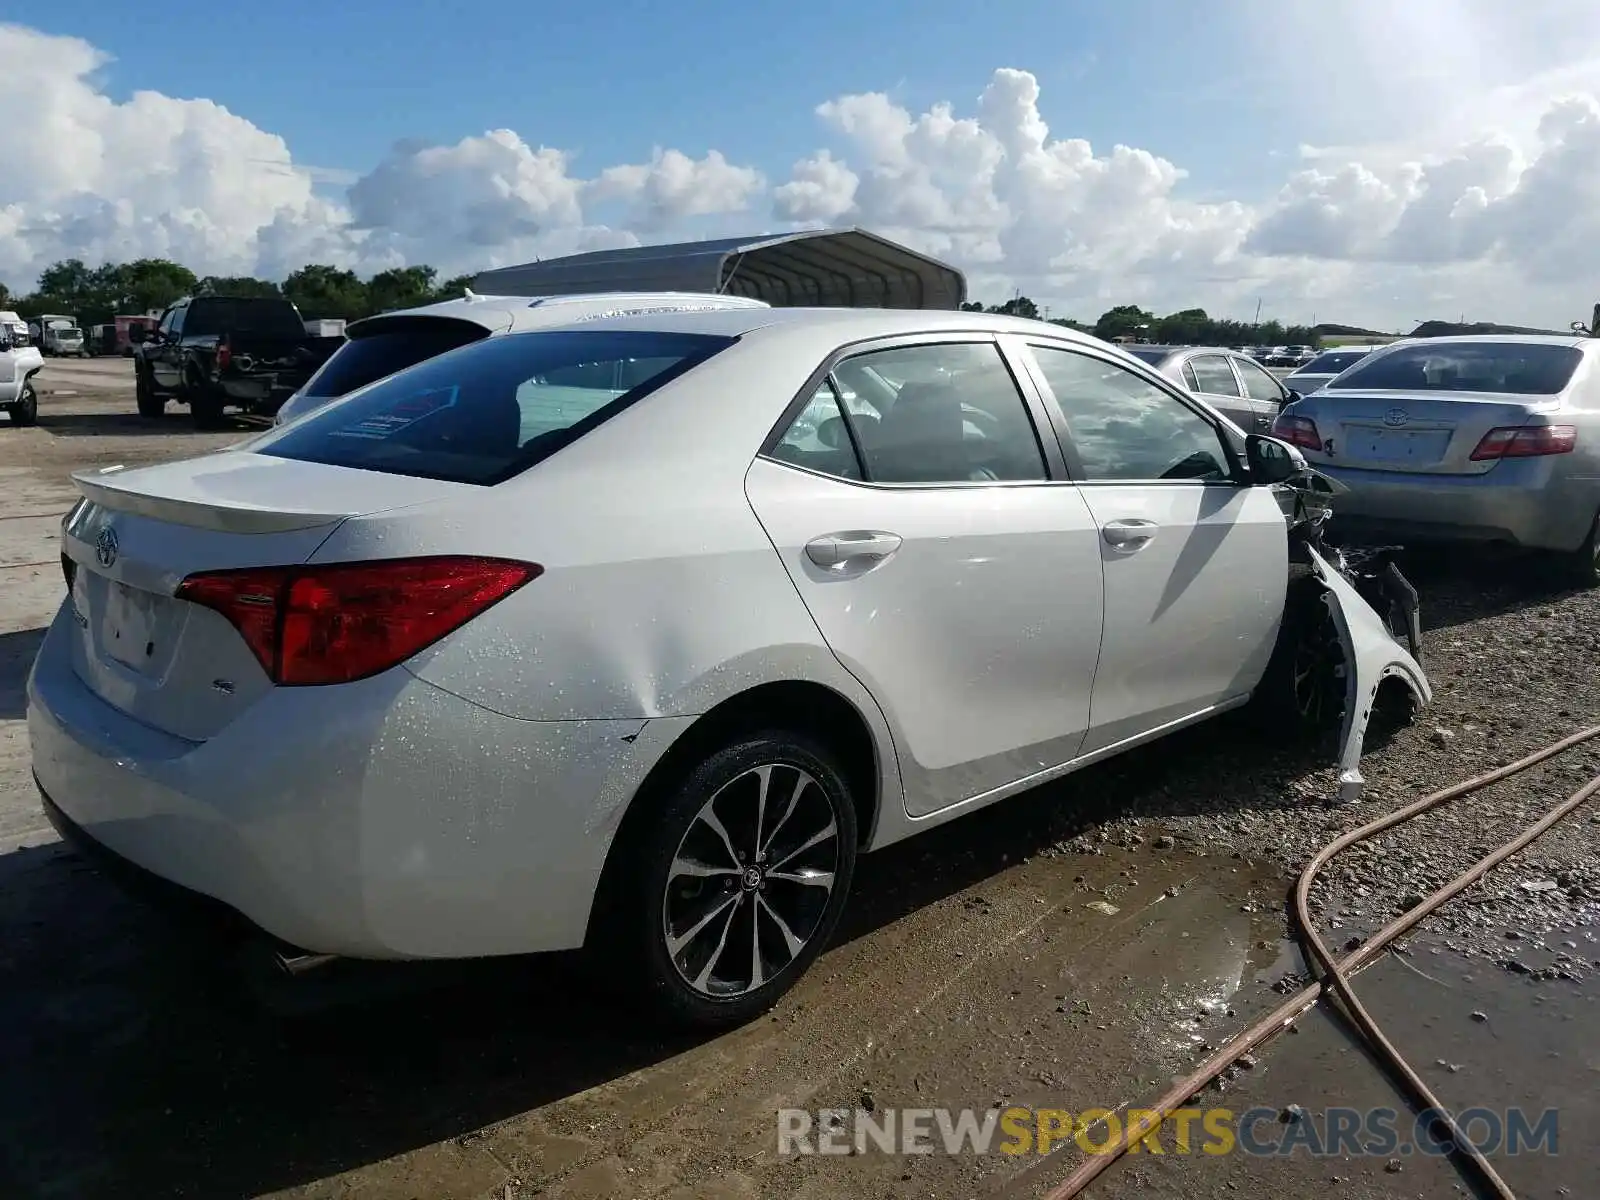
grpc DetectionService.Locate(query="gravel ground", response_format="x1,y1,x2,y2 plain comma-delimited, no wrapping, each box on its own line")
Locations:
1035,550,1600,989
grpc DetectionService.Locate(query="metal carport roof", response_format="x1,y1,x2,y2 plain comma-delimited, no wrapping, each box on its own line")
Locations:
471,227,967,310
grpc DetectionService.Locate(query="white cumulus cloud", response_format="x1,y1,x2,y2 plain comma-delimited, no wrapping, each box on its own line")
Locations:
12,18,1600,329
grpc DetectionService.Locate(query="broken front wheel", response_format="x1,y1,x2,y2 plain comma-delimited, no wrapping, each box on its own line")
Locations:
1253,578,1349,739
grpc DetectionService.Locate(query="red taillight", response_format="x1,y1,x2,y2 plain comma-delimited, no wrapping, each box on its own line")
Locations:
175,556,540,686
216,339,232,371
1469,424,1577,461
1272,412,1323,452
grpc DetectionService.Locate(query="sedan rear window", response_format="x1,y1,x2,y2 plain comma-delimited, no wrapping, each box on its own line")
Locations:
1328,342,1583,394
303,319,490,398
257,330,735,485
1124,348,1168,365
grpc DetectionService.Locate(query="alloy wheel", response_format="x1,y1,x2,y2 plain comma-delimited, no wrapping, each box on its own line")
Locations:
662,762,840,998
1291,599,1347,728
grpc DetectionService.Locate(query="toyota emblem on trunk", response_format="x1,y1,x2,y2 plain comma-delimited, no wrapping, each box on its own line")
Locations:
94,525,119,569
1383,408,1409,427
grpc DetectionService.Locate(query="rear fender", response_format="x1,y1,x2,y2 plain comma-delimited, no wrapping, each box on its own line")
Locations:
1307,545,1432,803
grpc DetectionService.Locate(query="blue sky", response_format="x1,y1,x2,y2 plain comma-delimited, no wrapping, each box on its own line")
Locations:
10,2,1600,327
42,0,1303,196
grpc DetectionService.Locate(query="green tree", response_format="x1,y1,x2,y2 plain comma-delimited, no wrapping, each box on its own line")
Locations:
1154,307,1209,344
282,264,369,320
987,295,1040,320
101,259,199,314
196,275,282,298
432,273,478,301
366,265,438,315
1094,304,1156,342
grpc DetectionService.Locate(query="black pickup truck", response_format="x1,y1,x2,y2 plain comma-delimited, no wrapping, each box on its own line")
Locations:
131,295,346,428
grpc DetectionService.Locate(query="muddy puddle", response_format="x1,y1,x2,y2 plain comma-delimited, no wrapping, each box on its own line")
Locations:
1079,921,1598,1200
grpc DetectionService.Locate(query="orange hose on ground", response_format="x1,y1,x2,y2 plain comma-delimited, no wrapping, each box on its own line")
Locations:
1037,724,1600,1200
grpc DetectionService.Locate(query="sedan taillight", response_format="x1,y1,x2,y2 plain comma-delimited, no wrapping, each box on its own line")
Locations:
1272,412,1323,452
1469,425,1577,461
176,556,541,685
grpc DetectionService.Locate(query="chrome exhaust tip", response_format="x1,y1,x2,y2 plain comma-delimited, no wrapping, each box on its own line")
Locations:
275,950,338,977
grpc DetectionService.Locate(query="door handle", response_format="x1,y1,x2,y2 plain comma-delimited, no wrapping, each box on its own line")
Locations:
804,530,903,568
1101,519,1159,551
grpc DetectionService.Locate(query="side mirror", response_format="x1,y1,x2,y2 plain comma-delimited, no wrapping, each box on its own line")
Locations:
1246,433,1306,485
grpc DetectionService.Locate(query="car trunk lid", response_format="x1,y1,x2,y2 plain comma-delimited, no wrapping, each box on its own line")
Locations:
1292,390,1560,476
62,452,474,740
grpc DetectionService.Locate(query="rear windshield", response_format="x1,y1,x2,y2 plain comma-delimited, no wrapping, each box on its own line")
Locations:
1328,342,1583,394
1297,350,1369,375
184,298,306,339
1124,348,1167,365
304,320,490,398
257,329,736,485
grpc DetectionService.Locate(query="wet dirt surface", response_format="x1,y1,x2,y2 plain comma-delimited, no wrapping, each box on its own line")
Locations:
1075,929,1598,1200
1,371,1596,1199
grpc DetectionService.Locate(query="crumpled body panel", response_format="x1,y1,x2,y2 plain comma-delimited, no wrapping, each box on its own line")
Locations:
1306,544,1432,803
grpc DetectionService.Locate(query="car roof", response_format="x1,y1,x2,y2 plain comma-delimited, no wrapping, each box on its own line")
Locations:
1379,334,1588,349
347,290,771,338
1121,344,1245,359
540,305,1114,345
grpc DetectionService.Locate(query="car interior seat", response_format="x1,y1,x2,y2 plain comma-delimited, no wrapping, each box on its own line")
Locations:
872,382,972,482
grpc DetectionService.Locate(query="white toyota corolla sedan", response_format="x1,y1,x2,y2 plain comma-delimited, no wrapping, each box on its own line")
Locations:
28,307,1428,1027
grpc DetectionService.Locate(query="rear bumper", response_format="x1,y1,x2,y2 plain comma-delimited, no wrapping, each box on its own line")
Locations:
39,780,270,940
1318,461,1593,552
27,605,690,960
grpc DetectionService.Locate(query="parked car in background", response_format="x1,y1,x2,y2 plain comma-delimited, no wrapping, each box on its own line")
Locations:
132,295,348,428
0,319,43,426
31,307,1426,1029
1283,345,1388,395
1121,344,1293,434
272,290,771,426
1274,335,1600,583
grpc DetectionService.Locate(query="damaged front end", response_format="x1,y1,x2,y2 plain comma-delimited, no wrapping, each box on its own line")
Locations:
1279,464,1432,803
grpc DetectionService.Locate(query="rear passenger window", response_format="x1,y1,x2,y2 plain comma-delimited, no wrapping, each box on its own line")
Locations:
1190,355,1242,396
770,383,864,480
844,342,1046,484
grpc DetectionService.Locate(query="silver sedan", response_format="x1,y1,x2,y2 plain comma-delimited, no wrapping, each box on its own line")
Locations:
1274,335,1600,583
1121,344,1293,435
29,308,1427,1028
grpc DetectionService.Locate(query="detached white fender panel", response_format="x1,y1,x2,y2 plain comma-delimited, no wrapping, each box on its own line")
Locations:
1307,545,1432,803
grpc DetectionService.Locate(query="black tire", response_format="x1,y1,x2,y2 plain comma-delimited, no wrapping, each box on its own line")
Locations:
9,381,38,427
187,370,225,430
1552,510,1600,589
1249,577,1347,739
596,731,858,1030
135,368,165,417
